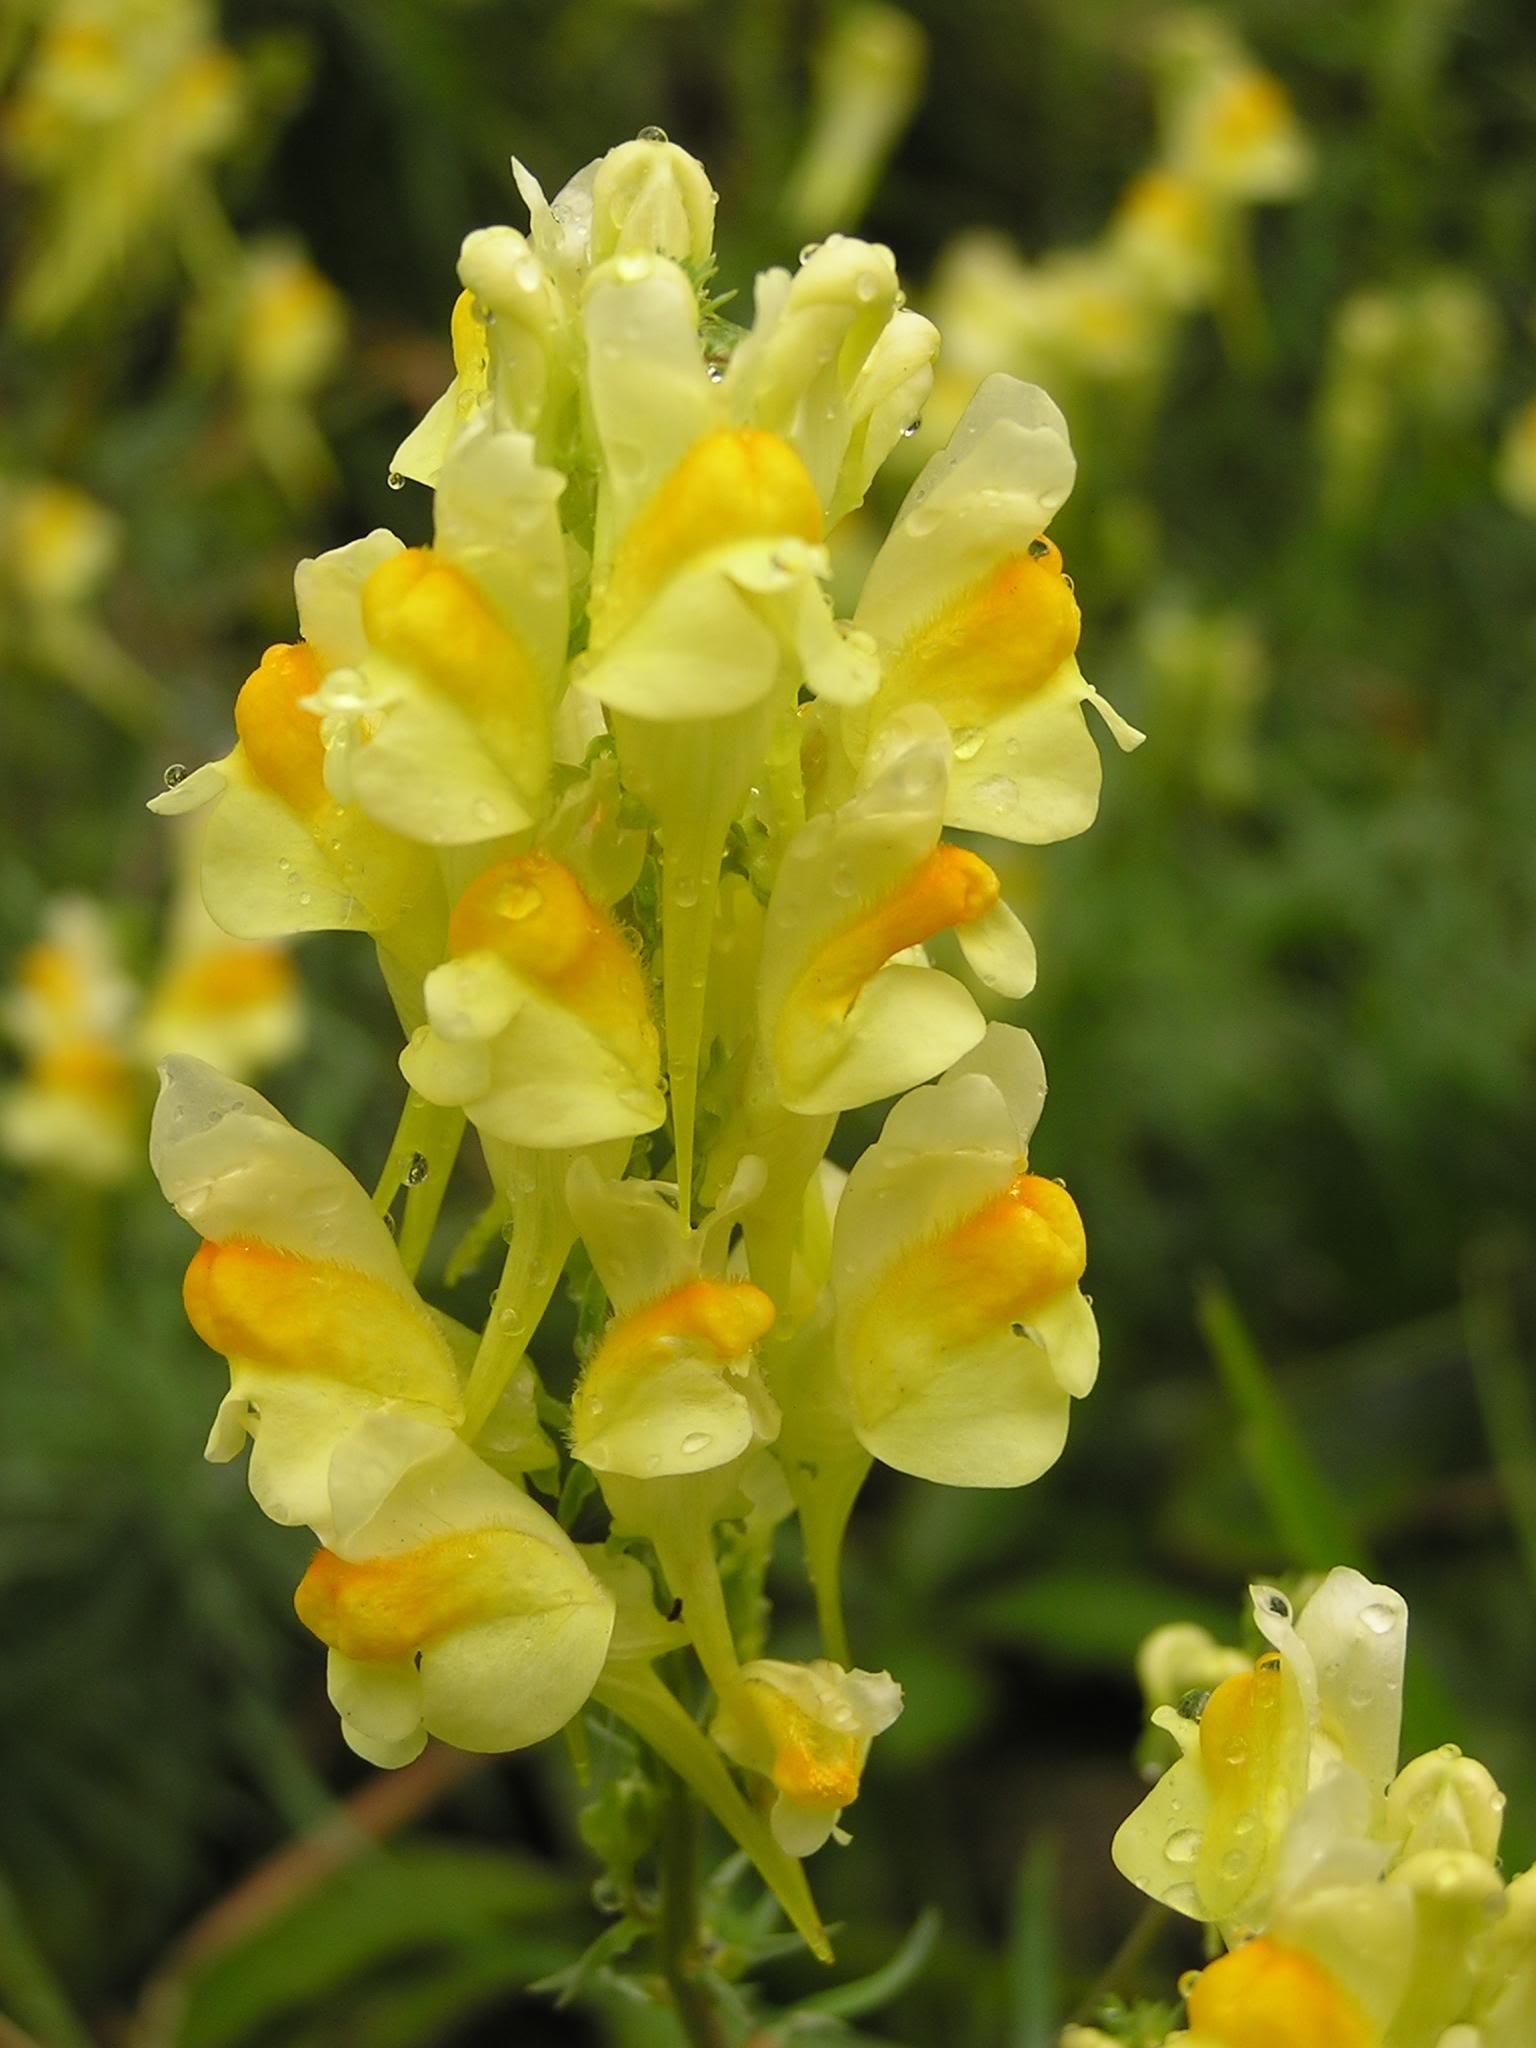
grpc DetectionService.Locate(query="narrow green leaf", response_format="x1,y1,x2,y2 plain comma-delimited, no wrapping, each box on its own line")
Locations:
1006,1834,1058,2048
1196,1275,1363,1570
795,1905,941,2022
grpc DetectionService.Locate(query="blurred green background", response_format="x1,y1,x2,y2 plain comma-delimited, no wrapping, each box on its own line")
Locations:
2,0,1535,2042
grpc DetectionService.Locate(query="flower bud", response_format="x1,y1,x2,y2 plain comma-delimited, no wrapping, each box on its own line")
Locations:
1387,1747,1506,1865
590,138,716,269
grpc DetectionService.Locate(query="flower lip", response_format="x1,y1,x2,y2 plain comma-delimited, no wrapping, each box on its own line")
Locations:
235,642,329,814
296,1529,539,1663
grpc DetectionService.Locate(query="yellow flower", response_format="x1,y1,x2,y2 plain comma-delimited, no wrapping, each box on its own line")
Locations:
400,851,665,1149
1184,1936,1379,2047
567,1158,781,1479
5,480,119,608
851,376,1142,844
150,541,435,938
139,861,302,1081
1112,1570,1409,1937
581,411,876,720
759,710,1034,1115
711,1657,902,1854
151,1057,466,1531
295,1416,614,1766
234,240,346,401
0,897,139,1183
310,428,565,844
831,1022,1097,1484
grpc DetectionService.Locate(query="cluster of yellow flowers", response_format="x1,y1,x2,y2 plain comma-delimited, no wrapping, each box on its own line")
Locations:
0,873,302,1185
145,130,1142,1946
1062,1568,1535,2047
918,11,1311,443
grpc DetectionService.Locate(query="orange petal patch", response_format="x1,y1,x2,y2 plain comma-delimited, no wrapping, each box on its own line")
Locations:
236,642,330,816
577,1278,776,1412
183,1237,462,1415
295,1527,529,1662
883,541,1080,725
361,547,546,768
1185,1936,1379,2048
869,1170,1086,1353
787,842,999,1029
595,427,824,644
448,852,656,1073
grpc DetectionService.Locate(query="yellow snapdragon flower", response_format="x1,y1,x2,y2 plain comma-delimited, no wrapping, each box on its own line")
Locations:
151,1057,467,1530
831,1022,1096,1486
0,897,139,1182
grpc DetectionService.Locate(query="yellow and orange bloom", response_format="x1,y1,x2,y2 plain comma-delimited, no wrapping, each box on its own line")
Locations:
400,850,665,1149
566,1157,781,1479
581,407,877,721
711,1657,902,1855
309,425,566,845
831,1022,1096,1485
151,1057,466,1530
150,536,436,937
1112,1569,1409,1937
851,376,1142,845
0,897,139,1182
758,709,1034,1117
296,1416,615,1766
139,866,302,1080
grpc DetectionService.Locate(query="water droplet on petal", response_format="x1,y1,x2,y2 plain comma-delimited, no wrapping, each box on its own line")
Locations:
163,762,188,788
799,241,822,265
901,417,922,438
406,1152,430,1186
952,726,985,761
1164,1827,1203,1866
387,471,406,491
681,1430,712,1456
1361,1601,1399,1635
637,123,668,143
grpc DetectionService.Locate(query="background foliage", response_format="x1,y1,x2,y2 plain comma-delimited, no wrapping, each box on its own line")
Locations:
2,0,1534,2042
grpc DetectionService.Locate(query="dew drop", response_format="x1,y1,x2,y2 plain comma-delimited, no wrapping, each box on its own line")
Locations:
473,798,498,826
387,471,406,491
1164,1827,1202,1865
163,762,188,788
297,891,312,907
406,1152,430,1186
680,1430,712,1456
706,362,725,383
901,417,922,438
1222,1849,1248,1881
637,123,669,143
1232,1810,1259,1837
952,726,985,761
799,241,822,265
1361,1601,1398,1635
855,272,879,302
1161,1882,1200,1914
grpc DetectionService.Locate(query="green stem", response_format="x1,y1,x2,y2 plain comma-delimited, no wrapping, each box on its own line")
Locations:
798,1452,869,1668
657,1777,729,2048
370,1093,464,1282
462,1144,577,1439
593,1664,830,1963
1067,1897,1169,2027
